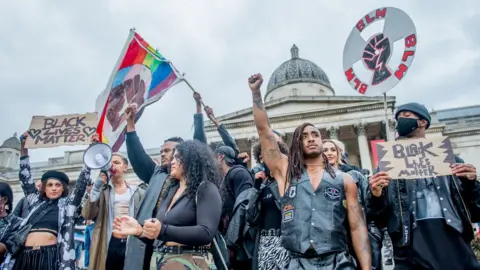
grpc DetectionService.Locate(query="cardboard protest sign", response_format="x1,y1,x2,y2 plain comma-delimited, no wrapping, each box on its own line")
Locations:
26,113,98,149
375,137,455,179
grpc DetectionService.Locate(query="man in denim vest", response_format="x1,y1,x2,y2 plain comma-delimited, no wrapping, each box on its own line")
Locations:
248,73,372,270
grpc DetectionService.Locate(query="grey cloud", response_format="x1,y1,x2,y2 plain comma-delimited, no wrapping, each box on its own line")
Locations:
0,0,478,162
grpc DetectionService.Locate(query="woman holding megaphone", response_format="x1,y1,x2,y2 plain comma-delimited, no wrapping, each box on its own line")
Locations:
1,132,93,270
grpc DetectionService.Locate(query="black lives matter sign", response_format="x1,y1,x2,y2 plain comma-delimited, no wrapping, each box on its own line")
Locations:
26,112,98,149
375,137,455,180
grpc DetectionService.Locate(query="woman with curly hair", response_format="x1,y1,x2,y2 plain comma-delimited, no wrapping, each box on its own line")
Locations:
113,140,223,270
322,139,385,270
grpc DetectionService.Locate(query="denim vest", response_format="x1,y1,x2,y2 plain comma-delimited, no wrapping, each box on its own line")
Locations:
281,169,348,255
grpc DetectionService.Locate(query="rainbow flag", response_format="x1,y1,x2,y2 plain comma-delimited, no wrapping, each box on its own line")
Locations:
95,29,182,151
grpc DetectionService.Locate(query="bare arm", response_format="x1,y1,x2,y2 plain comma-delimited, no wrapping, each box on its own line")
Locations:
344,173,371,270
249,74,288,196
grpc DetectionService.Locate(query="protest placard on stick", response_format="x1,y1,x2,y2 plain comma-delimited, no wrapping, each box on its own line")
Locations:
26,112,98,149
375,137,455,179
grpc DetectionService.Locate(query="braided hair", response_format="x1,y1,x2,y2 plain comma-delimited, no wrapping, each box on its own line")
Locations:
287,123,336,180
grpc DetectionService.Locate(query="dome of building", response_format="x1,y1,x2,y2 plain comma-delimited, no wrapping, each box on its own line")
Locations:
265,45,333,100
0,133,21,151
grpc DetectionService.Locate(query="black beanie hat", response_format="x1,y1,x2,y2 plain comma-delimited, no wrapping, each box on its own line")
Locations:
0,182,13,214
41,170,70,185
395,102,431,129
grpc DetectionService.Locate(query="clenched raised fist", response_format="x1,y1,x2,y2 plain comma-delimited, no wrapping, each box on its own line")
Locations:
248,73,263,92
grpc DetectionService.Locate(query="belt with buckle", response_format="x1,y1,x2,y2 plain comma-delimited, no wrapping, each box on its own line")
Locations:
154,245,210,254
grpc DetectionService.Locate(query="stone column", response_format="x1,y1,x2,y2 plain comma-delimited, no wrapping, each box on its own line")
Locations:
355,122,373,173
388,119,397,141
327,125,339,140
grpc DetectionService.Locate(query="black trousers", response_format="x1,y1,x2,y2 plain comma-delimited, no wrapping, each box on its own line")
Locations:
106,237,127,269
14,244,58,270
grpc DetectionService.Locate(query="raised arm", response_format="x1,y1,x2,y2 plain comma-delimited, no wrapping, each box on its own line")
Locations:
69,135,101,208
125,103,156,183
205,106,238,152
193,92,207,144
248,74,288,196
68,165,90,208
157,181,222,246
344,173,372,270
18,132,39,207
82,177,103,220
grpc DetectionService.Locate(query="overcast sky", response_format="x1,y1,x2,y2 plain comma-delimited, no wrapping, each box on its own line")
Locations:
0,0,478,162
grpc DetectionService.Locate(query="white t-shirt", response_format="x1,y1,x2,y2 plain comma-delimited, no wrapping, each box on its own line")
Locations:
114,189,132,218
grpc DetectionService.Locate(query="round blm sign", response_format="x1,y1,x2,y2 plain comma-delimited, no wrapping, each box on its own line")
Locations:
342,7,417,96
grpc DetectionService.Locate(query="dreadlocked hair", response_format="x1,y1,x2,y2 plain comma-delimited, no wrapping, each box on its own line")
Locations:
287,123,337,181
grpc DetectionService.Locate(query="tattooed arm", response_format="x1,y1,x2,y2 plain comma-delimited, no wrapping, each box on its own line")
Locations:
344,173,372,270
248,74,289,197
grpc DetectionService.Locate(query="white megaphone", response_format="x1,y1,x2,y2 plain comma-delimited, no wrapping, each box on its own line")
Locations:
83,142,113,170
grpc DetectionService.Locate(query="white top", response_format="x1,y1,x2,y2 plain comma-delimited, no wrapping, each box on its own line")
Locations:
114,189,132,218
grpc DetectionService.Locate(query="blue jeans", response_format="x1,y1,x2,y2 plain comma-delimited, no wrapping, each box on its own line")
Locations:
84,223,95,267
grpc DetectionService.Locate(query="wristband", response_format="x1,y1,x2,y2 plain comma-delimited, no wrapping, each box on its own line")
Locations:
136,226,144,237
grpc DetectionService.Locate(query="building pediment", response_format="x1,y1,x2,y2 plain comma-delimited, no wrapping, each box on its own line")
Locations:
207,95,396,128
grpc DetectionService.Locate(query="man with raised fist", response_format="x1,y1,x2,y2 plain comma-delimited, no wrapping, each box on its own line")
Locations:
248,73,371,270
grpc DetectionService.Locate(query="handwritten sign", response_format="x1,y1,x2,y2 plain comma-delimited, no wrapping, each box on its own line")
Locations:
375,137,455,179
26,113,98,149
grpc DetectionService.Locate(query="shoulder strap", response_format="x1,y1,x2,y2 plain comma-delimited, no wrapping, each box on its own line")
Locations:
20,201,45,226
28,203,54,227
195,182,207,205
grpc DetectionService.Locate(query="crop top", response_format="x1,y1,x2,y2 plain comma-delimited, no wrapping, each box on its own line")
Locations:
153,181,222,246
30,205,59,237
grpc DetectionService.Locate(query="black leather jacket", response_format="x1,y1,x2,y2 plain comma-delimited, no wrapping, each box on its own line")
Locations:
225,188,256,262
368,156,480,248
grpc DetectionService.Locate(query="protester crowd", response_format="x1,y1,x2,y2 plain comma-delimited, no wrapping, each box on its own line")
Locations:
0,74,478,270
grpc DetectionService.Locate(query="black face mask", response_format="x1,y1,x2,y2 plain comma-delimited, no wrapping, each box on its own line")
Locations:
396,117,419,137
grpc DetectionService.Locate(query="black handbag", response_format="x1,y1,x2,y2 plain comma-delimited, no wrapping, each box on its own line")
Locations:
4,202,52,257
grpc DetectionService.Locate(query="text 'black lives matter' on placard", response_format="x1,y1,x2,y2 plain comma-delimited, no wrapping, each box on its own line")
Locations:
375,137,455,180
26,112,98,149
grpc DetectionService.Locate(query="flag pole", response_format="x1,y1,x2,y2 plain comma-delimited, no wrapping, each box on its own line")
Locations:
166,59,207,109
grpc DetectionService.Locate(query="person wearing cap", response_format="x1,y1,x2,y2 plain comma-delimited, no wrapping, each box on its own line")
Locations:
1,132,91,270
368,102,480,270
215,145,254,269
215,145,254,227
